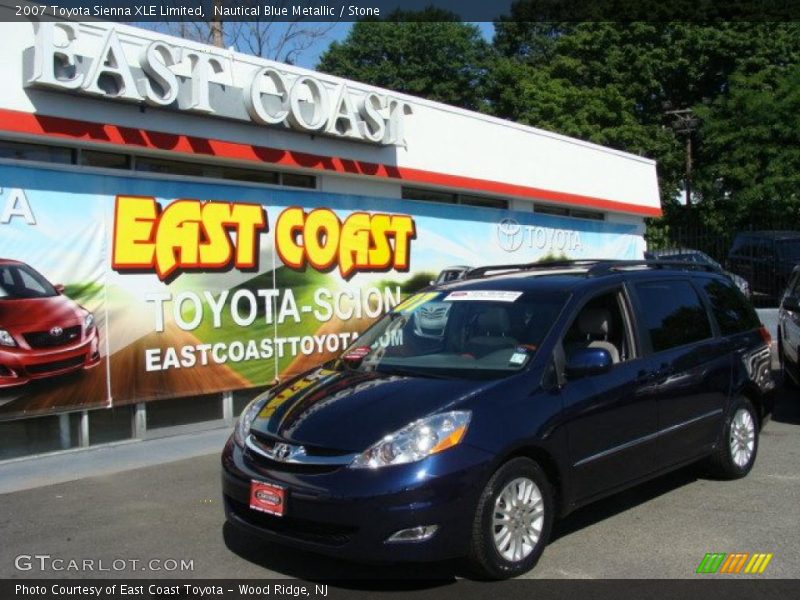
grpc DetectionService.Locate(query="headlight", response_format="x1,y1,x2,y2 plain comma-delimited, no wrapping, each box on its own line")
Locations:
0,329,15,347
233,398,264,447
84,312,95,331
350,411,471,469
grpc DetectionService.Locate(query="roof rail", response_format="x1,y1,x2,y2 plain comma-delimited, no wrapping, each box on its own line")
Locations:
465,259,721,279
587,260,721,275
465,259,606,279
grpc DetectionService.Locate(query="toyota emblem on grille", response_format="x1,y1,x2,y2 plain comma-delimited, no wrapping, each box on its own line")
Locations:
270,442,305,462
50,326,63,337
274,443,291,460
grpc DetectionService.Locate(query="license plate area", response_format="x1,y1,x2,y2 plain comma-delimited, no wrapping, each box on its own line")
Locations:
249,480,286,516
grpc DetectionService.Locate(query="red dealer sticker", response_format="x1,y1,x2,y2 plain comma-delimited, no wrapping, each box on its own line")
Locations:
249,481,286,516
343,346,371,362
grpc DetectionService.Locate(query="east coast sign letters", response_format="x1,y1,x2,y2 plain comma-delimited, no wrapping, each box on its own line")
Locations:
24,23,412,146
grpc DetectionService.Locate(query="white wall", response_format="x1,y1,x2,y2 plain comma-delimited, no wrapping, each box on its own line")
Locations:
0,21,660,219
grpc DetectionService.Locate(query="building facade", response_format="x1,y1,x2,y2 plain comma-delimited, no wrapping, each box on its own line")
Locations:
0,20,661,459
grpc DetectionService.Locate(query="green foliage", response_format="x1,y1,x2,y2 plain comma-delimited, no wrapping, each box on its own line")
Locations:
536,252,569,263
400,271,437,293
319,14,800,233
493,21,800,233
316,8,492,111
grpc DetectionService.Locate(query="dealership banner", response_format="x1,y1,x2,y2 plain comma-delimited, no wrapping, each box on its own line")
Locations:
0,163,643,418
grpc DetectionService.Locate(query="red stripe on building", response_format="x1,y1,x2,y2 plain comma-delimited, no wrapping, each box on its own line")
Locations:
0,108,663,217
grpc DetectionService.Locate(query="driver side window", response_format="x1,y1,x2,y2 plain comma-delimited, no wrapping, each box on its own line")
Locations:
563,289,635,366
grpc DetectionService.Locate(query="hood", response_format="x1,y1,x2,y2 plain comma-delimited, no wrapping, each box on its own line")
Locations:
250,367,494,452
0,295,84,331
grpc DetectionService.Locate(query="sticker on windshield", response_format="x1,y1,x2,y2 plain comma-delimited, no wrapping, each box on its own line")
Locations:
509,346,531,366
444,290,523,302
509,352,529,366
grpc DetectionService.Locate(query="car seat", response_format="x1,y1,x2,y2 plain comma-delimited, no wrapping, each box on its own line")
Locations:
568,308,620,363
464,306,518,358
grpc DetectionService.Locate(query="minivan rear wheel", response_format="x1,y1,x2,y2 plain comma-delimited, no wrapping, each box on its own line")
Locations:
467,457,553,579
707,397,759,480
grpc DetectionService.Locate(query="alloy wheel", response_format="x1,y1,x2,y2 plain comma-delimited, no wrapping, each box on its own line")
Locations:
729,408,756,468
492,477,544,562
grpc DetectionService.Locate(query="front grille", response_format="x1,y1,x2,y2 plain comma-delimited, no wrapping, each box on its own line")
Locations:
24,326,81,349
26,355,84,375
246,431,348,474
226,498,355,547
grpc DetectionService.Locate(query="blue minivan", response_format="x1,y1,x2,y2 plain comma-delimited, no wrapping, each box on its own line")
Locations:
222,260,775,579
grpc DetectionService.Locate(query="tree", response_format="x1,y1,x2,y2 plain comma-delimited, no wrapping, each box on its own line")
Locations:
316,8,492,111
695,67,800,226
489,19,800,232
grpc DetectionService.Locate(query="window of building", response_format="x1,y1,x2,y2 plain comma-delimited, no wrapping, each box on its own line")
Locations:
146,393,223,430
88,406,135,445
402,187,508,209
217,165,280,185
135,156,207,177
0,138,316,190
0,413,81,460
81,150,131,170
460,195,509,209
0,140,74,164
280,172,316,189
535,203,604,221
634,280,713,352
232,387,272,417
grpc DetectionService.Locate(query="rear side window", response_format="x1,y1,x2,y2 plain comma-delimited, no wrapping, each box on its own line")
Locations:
634,280,713,352
701,278,760,335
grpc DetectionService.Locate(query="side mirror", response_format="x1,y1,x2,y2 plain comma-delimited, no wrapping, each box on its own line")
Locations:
783,295,800,312
565,347,613,379
54,284,65,295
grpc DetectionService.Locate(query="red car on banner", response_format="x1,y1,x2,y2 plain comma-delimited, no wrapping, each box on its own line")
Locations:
0,259,100,388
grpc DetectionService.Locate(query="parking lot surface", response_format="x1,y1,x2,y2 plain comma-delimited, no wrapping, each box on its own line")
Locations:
1,384,797,582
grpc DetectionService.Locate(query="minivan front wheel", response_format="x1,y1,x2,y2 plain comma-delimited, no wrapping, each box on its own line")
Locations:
467,457,553,579
707,398,759,479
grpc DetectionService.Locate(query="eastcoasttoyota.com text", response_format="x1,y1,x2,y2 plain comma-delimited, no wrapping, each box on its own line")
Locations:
0,1,798,599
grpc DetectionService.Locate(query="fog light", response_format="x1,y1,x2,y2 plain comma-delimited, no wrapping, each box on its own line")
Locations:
386,525,438,543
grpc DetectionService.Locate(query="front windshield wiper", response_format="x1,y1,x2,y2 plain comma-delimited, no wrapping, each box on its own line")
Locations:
375,365,454,380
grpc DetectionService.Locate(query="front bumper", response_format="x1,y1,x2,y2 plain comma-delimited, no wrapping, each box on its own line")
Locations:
221,435,495,563
0,330,100,388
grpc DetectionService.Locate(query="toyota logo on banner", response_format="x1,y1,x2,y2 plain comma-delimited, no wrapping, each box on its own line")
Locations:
496,218,524,252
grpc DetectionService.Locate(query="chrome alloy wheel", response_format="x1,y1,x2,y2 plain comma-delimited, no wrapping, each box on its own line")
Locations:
492,477,544,562
730,408,756,468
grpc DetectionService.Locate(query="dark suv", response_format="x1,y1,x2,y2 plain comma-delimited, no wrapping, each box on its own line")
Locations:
728,231,800,297
222,260,775,579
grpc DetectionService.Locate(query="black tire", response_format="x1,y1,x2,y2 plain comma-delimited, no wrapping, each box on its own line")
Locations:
707,397,759,480
467,457,554,580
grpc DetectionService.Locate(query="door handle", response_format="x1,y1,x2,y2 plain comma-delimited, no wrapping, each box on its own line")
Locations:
636,364,673,383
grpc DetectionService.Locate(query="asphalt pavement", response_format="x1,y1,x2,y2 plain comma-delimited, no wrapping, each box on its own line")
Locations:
0,384,797,582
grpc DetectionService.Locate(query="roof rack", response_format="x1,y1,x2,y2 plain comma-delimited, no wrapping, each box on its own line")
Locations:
465,259,606,279
587,260,720,275
465,259,721,279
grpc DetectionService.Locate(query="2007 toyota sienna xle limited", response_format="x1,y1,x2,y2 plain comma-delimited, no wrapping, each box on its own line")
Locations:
222,260,775,579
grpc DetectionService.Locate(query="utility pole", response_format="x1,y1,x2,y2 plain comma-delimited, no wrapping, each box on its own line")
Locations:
211,0,224,47
666,108,699,211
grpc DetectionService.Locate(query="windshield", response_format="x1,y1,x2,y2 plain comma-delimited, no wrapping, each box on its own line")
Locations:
778,240,800,260
336,289,568,380
0,263,58,299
